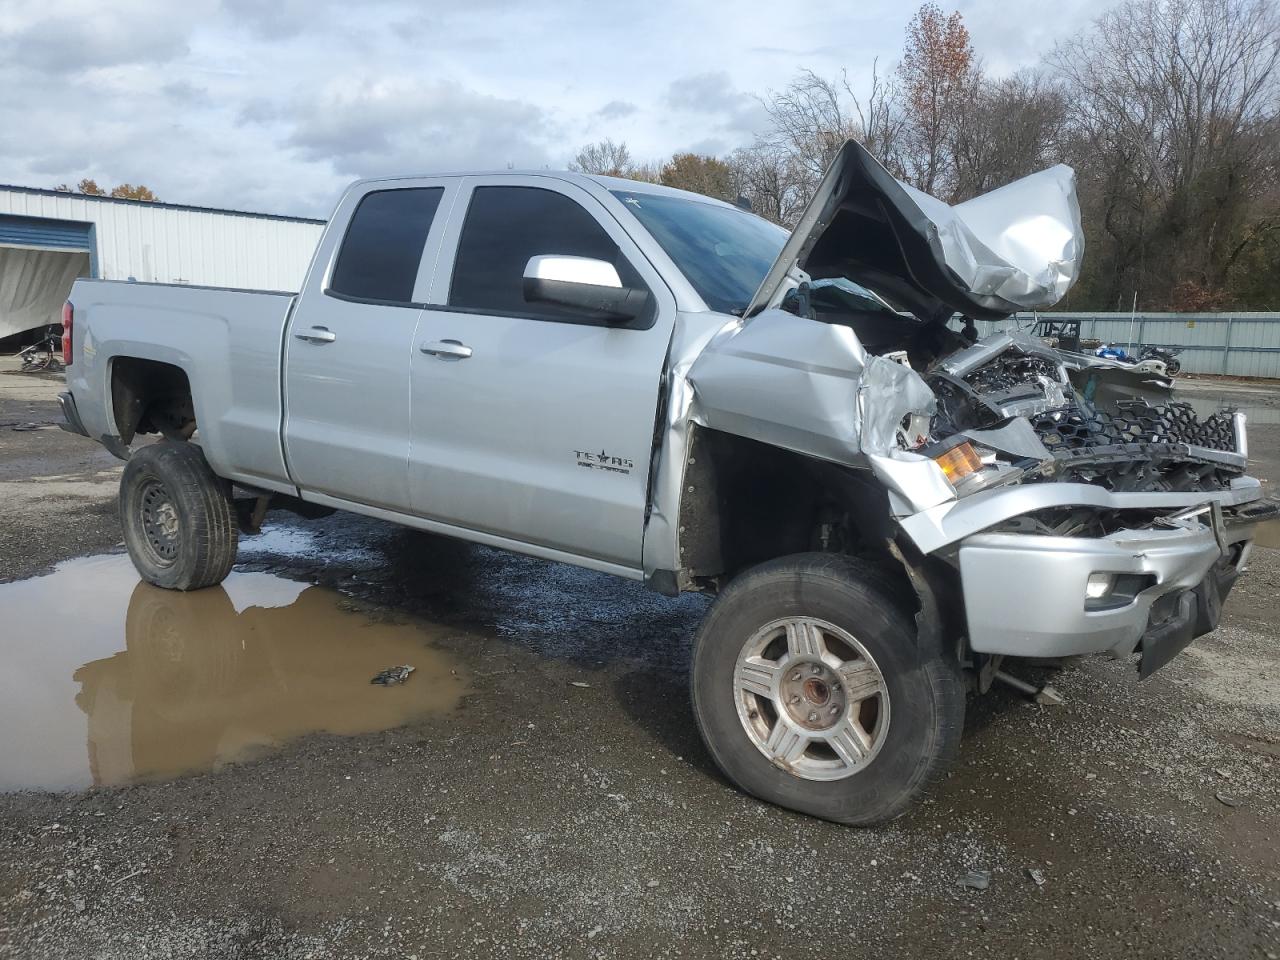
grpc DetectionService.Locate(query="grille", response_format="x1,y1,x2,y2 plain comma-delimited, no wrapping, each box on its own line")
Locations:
1030,401,1237,453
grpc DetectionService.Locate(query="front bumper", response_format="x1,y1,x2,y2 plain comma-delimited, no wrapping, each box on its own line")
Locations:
958,501,1276,666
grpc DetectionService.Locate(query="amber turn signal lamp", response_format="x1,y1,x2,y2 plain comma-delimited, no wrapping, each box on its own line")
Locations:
934,440,982,484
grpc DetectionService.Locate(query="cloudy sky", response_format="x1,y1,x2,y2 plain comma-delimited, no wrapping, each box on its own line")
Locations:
0,0,1113,218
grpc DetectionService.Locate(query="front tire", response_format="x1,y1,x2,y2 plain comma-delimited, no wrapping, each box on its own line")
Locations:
120,441,238,590
691,553,965,826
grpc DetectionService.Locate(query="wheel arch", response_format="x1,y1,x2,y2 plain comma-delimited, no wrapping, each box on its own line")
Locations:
677,425,899,583
675,425,967,660
109,354,198,444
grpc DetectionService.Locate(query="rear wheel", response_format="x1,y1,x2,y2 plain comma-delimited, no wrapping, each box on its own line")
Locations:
1166,358,1181,376
120,441,238,590
691,553,965,825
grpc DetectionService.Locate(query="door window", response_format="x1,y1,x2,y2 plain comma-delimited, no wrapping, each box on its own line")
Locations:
448,186,648,325
329,187,444,304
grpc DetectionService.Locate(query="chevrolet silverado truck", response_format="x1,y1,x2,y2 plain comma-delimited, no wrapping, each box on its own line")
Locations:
59,141,1277,825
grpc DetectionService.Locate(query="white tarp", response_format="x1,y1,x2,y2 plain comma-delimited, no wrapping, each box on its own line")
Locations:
0,245,89,340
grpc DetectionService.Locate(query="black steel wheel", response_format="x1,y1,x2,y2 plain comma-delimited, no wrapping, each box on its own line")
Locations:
120,442,238,590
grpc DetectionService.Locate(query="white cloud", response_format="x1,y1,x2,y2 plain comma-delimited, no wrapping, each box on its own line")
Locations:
284,76,556,176
0,0,1122,217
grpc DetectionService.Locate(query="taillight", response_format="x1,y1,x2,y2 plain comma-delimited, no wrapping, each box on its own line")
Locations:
62,301,73,366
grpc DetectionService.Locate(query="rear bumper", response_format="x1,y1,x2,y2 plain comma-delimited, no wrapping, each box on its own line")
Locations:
57,391,88,437
958,501,1276,666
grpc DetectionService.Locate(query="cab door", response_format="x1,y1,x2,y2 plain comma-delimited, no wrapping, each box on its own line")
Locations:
282,181,454,511
407,177,676,569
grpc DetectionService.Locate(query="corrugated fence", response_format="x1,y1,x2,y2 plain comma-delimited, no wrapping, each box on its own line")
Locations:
965,313,1280,379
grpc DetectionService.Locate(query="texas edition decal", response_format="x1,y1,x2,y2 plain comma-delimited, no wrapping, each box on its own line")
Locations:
575,449,634,475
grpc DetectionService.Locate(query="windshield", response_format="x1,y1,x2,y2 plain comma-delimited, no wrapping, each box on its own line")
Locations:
610,189,787,314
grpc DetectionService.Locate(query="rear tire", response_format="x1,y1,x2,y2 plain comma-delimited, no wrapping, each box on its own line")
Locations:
1166,359,1181,376
691,553,965,826
120,441,238,590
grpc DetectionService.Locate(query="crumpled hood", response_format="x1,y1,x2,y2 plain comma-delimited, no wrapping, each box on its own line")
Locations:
744,140,1084,321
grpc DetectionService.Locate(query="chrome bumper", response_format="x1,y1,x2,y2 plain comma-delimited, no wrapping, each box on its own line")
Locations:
959,519,1254,661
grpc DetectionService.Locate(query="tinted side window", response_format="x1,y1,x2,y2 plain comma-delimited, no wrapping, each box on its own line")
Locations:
449,186,642,322
330,187,444,303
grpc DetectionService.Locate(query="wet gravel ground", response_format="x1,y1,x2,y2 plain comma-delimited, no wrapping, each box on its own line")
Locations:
1,363,1279,959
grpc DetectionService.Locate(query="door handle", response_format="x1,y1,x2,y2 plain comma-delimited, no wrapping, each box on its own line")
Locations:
420,339,473,360
294,326,337,344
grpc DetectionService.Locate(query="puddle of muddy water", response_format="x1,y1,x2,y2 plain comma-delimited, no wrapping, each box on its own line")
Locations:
0,555,466,792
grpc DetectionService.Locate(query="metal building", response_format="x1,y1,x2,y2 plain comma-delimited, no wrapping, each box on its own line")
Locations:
967,312,1280,380
0,185,326,343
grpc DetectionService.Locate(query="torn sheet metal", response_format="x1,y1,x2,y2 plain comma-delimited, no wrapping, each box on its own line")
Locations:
640,311,727,580
686,308,941,468
869,451,957,515
857,354,937,454
959,419,1051,462
1060,353,1174,412
744,140,1083,321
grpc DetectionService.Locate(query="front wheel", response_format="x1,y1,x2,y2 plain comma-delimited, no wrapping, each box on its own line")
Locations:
1166,358,1181,376
120,441,238,590
691,553,965,826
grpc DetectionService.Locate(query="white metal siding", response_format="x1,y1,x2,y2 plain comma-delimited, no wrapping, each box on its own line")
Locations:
0,188,325,292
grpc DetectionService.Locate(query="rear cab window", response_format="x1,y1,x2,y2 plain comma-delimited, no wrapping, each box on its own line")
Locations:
329,187,444,304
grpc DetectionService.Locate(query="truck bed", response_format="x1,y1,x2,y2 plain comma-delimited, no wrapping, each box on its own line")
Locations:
65,278,298,492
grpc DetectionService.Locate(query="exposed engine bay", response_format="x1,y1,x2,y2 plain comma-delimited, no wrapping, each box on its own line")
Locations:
766,272,1245,503
924,331,1244,496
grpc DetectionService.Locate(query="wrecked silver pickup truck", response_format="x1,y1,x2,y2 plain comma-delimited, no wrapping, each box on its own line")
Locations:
60,141,1277,825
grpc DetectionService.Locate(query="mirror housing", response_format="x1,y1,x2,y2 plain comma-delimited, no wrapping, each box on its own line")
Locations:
523,255,648,322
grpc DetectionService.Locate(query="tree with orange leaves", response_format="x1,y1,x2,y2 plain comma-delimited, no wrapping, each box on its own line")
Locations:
897,2,976,198
53,179,158,201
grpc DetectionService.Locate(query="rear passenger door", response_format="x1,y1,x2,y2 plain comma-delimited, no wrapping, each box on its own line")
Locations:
407,177,676,571
283,181,454,512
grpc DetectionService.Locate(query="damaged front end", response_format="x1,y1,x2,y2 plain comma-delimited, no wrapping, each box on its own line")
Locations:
900,330,1273,676
685,139,1276,679
928,330,1246,499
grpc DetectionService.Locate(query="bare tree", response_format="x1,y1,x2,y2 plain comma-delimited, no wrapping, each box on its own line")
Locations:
726,143,811,225
751,63,906,223
568,138,635,177
950,71,1068,199
1051,0,1280,307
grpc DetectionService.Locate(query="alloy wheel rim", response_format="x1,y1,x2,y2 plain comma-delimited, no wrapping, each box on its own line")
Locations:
733,616,890,781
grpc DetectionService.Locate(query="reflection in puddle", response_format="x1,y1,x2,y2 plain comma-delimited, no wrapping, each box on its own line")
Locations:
0,555,466,791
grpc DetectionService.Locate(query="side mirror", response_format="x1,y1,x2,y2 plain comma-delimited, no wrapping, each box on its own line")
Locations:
522,255,648,322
